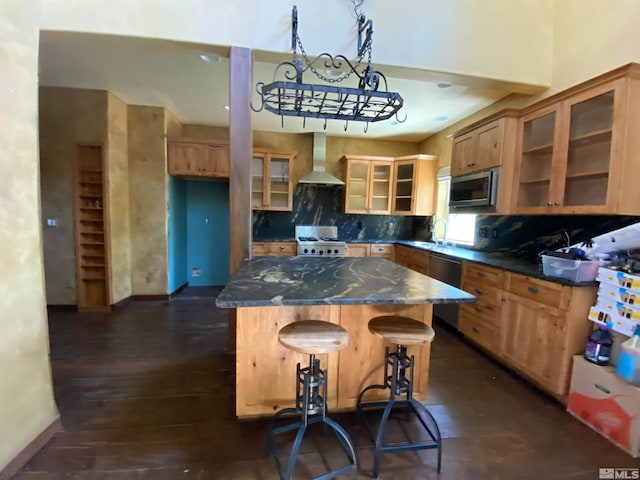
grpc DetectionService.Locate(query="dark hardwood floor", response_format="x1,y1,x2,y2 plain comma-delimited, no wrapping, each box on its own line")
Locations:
15,298,639,479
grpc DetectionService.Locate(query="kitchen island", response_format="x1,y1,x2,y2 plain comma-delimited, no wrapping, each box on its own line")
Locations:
216,256,475,418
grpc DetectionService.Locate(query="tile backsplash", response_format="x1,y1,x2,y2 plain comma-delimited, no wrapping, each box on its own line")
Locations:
253,184,430,241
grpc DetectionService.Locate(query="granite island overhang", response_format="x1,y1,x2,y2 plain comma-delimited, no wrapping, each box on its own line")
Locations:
216,256,476,418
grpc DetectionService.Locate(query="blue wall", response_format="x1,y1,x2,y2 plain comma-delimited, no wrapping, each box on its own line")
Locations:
168,176,187,293
186,181,230,286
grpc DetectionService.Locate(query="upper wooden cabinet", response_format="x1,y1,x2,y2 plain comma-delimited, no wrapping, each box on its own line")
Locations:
451,111,518,177
513,64,640,215
342,155,395,214
391,154,438,216
450,111,518,214
167,138,230,178
252,149,295,211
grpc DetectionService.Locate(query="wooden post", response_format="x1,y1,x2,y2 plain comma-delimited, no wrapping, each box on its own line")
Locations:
229,46,252,276
228,47,252,354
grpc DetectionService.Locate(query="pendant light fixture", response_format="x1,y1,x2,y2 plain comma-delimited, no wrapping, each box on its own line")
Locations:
252,1,405,132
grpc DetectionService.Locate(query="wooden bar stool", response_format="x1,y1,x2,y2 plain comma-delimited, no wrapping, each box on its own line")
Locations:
266,320,358,480
355,315,441,478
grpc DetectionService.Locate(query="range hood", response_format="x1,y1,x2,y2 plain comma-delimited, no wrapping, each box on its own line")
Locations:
298,133,345,186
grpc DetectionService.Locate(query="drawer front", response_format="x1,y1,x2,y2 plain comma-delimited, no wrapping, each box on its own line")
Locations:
459,300,502,327
463,262,504,288
507,273,563,309
267,242,296,256
370,244,394,258
459,310,499,351
462,278,503,307
252,242,267,255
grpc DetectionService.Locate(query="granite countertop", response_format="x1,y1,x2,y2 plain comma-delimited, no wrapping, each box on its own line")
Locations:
216,256,476,308
395,241,598,287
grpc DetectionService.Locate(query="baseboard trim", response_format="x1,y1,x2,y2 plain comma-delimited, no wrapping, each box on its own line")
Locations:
0,416,61,480
169,282,189,298
111,296,131,310
46,305,78,312
131,294,170,301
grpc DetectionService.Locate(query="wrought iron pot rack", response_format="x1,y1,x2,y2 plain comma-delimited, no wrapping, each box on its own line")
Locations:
252,5,405,131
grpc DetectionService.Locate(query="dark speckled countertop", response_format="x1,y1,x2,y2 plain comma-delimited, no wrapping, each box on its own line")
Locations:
396,241,598,287
216,256,476,308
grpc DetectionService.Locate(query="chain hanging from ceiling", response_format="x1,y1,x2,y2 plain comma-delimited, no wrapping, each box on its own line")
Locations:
251,1,405,131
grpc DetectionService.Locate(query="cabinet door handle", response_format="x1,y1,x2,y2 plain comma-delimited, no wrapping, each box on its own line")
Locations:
466,162,476,167
547,202,553,206
475,288,484,295
472,326,481,333
477,271,485,277
279,246,285,250
528,286,539,293
554,201,561,206
474,305,482,312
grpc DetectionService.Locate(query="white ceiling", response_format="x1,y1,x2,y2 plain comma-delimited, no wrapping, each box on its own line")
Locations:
39,31,512,142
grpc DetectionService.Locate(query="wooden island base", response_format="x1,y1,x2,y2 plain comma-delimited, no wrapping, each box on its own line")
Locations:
235,303,433,419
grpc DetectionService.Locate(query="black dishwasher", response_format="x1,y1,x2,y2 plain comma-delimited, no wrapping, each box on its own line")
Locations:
429,253,462,329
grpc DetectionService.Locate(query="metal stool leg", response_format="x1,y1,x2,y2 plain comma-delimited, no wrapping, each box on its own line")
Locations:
356,344,442,477
266,354,358,480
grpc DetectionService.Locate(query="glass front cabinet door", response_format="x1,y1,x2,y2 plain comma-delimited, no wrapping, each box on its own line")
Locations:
514,79,625,214
251,149,295,211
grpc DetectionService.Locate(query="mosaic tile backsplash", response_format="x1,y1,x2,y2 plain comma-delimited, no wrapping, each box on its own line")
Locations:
253,184,640,262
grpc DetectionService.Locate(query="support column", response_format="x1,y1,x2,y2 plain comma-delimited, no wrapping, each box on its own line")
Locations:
229,46,252,276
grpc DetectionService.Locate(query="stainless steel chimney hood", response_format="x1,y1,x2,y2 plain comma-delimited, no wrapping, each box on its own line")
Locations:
298,133,345,186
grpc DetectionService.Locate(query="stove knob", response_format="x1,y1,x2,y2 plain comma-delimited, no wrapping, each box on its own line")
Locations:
334,249,339,254
311,249,316,254
319,250,324,255
303,248,309,254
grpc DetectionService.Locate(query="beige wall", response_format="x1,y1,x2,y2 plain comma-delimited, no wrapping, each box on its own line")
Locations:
551,0,640,96
106,93,131,303
421,0,640,169
39,87,108,304
39,0,553,91
0,0,59,471
128,106,169,295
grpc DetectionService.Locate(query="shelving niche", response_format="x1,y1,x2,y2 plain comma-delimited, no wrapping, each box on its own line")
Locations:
74,145,110,311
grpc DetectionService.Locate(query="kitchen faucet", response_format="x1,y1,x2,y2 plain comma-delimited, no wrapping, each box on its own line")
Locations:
432,218,448,245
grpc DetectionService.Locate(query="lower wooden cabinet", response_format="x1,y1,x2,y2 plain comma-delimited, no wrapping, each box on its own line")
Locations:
234,303,432,417
458,263,504,351
345,243,370,257
369,243,395,260
394,244,429,274
457,262,597,397
500,293,566,393
251,242,296,256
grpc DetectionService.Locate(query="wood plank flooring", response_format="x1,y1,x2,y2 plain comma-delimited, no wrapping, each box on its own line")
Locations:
16,298,639,479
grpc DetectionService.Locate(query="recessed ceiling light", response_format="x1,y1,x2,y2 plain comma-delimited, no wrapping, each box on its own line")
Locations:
224,105,230,111
200,54,221,64
435,115,449,122
436,82,452,89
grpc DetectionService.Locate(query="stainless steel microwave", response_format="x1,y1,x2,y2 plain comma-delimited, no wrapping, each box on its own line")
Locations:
449,169,499,209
